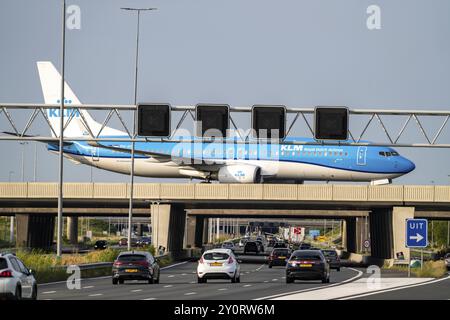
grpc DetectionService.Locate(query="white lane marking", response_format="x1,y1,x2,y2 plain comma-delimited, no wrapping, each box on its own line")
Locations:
339,275,450,300
164,285,173,288
263,280,269,283
142,297,156,300
131,289,143,292
272,279,278,281
38,261,190,286
255,267,363,300
82,286,94,289
88,293,103,297
190,281,196,284
184,292,197,295
181,273,187,276
282,276,286,279
42,291,56,294
43,298,53,300
243,284,252,287
218,288,228,291
168,275,175,278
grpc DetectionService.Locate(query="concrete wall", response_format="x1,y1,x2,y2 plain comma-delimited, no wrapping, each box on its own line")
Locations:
16,214,55,249
150,204,186,253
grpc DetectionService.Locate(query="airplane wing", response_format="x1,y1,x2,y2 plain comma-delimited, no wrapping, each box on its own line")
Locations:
2,131,73,146
88,141,226,166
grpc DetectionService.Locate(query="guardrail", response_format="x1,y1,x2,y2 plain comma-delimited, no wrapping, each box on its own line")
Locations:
0,183,450,203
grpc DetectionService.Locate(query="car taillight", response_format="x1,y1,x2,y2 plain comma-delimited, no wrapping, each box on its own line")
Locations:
199,257,204,264
0,270,13,277
228,256,234,264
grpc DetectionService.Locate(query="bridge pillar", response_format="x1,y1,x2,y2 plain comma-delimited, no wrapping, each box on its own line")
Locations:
66,217,78,245
344,217,357,253
16,214,55,249
185,216,206,248
150,204,186,254
369,207,414,259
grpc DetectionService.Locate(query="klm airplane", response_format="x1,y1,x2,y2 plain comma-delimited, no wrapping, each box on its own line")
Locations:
33,61,415,184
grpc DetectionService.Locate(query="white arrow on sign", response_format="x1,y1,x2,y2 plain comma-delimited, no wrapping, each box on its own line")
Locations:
409,233,424,242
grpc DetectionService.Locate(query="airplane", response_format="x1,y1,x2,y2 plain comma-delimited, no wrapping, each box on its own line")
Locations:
22,61,416,184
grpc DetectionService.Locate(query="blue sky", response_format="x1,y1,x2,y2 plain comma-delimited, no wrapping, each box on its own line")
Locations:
0,0,449,184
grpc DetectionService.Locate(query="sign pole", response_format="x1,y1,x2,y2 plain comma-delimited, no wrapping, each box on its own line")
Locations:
420,248,423,270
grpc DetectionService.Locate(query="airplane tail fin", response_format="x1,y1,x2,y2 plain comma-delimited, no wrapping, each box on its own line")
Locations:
36,61,126,138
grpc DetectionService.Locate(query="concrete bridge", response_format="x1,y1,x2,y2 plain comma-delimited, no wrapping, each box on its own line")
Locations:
1,183,449,261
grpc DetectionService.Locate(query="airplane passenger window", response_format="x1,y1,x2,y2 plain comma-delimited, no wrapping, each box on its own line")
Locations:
379,152,385,156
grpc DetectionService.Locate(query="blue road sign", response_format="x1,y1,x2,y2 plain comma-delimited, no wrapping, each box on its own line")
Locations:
405,218,428,248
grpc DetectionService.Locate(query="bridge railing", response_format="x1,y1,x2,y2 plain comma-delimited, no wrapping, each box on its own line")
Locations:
0,183,449,203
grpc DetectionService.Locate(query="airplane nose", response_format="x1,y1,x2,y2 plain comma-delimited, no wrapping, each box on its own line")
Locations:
402,158,415,173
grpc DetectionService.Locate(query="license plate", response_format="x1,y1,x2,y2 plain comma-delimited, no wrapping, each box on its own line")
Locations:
125,269,138,273
210,262,223,267
278,256,286,259
300,264,312,267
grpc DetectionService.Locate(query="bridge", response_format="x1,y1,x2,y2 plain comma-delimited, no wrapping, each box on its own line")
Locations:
1,182,449,262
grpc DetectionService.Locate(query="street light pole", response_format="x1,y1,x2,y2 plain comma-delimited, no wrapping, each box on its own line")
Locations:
56,0,66,257
121,7,157,251
20,142,27,181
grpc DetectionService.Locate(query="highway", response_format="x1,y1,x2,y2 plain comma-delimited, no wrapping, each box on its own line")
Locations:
37,261,360,300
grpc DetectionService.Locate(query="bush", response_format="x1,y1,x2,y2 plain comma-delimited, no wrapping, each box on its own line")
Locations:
412,260,447,278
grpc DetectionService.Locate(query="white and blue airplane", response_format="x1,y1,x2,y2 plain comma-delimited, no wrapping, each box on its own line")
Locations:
31,61,415,184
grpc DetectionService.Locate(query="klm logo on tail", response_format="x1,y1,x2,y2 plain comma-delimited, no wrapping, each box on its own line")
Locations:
48,99,80,118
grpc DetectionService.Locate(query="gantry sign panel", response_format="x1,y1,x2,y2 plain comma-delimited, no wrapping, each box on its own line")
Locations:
1,103,450,147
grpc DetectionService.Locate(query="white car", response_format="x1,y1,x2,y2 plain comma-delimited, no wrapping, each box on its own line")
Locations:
0,253,37,300
197,249,241,283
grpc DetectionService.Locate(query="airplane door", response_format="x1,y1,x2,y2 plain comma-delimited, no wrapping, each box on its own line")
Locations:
357,146,367,166
91,147,99,162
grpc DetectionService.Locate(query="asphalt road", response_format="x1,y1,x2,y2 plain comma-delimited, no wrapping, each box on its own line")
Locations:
37,261,360,300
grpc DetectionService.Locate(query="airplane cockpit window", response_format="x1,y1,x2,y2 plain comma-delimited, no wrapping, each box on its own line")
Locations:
391,151,399,156
379,151,386,156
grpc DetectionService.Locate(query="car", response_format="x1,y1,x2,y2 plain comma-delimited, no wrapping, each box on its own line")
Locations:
94,240,107,250
118,237,138,247
221,241,235,251
112,251,160,284
286,250,330,284
255,240,265,252
267,240,275,247
445,253,450,270
273,241,287,249
321,249,341,271
244,241,260,255
0,253,37,300
138,237,152,247
299,243,312,250
268,248,291,268
238,238,248,247
197,249,240,283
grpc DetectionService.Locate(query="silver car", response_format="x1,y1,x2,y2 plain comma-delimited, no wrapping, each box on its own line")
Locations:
0,253,37,300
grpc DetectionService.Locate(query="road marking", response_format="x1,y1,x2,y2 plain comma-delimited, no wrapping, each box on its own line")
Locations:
255,267,363,300
181,273,187,276
164,285,173,288
42,291,56,294
88,293,103,297
218,288,228,291
189,281,196,284
82,286,94,289
272,279,278,281
339,275,450,300
243,284,252,287
281,276,286,279
142,297,156,300
184,292,197,295
263,280,269,283
168,275,175,278
131,289,143,292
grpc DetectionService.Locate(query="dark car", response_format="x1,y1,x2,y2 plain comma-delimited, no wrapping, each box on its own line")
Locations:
138,237,152,247
112,251,160,284
255,240,264,252
274,242,287,249
286,250,330,283
268,240,275,247
299,242,311,250
94,240,107,250
244,241,260,255
322,249,341,271
268,248,291,268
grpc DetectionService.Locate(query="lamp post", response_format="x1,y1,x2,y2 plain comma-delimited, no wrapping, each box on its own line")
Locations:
8,171,15,243
121,7,157,251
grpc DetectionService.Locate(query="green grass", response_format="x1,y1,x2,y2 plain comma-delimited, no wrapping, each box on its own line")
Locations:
383,260,447,278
